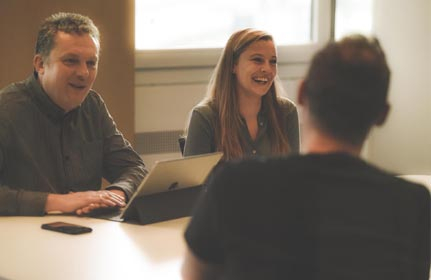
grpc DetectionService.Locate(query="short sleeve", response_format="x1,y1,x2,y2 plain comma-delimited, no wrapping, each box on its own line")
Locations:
184,167,224,263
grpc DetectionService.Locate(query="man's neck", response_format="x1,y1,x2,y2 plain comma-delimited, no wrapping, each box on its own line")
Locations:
302,126,363,157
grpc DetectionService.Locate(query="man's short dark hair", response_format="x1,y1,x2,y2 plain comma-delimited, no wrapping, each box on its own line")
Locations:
35,12,100,60
303,34,390,144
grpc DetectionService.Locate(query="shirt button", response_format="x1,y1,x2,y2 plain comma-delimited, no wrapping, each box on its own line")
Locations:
252,150,257,154
259,122,263,126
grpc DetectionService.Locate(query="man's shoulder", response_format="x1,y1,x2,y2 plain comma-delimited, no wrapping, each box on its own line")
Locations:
319,154,430,199
0,79,29,104
346,156,429,193
0,82,18,95
387,175,430,197
0,79,34,120
212,153,430,194
80,89,106,111
84,89,103,103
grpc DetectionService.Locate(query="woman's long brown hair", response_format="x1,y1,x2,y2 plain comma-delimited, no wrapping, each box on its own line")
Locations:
202,28,290,160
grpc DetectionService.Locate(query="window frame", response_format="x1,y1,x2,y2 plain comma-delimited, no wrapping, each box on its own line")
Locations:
135,0,332,69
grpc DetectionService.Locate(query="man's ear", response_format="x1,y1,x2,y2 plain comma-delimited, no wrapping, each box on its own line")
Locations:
297,79,307,106
33,54,45,76
375,103,390,126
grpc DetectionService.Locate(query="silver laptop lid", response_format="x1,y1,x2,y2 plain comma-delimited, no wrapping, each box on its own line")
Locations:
122,152,223,216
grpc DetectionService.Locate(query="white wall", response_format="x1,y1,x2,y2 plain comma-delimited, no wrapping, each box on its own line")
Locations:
369,0,431,174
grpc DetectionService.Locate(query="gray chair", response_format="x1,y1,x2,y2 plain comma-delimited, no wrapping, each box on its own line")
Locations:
178,136,186,155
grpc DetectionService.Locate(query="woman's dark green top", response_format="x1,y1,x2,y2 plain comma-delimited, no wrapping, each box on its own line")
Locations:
184,97,300,158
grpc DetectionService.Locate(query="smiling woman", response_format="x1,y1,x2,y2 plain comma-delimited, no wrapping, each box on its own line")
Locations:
183,28,300,161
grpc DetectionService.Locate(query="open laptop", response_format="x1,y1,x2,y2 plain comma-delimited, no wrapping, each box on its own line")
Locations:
88,152,223,222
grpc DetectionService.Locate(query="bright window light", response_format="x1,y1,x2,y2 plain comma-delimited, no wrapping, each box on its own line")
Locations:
135,0,313,50
335,0,374,40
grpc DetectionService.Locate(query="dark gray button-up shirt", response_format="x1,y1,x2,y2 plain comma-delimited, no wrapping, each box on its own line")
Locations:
0,74,148,215
184,97,300,158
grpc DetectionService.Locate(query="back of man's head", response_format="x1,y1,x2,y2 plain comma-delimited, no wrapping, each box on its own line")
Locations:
303,34,390,145
35,12,100,61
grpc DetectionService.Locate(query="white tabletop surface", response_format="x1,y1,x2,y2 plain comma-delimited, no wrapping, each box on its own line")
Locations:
0,215,189,280
1,175,429,280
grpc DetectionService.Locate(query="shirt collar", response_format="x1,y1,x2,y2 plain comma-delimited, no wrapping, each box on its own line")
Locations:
239,102,268,124
25,73,77,120
257,102,268,124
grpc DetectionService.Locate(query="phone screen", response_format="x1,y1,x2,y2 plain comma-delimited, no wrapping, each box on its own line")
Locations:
41,221,92,235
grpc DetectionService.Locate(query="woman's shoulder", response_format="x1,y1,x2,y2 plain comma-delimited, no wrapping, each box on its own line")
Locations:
192,102,216,118
277,96,297,114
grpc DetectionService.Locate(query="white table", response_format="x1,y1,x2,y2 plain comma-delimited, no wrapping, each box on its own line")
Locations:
0,215,189,280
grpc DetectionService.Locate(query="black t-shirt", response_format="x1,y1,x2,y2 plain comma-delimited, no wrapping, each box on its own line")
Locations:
185,153,430,280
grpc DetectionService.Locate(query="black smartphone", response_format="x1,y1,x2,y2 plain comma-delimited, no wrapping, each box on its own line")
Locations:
41,221,92,235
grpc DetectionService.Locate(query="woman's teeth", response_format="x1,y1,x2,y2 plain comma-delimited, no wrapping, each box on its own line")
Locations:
253,77,268,83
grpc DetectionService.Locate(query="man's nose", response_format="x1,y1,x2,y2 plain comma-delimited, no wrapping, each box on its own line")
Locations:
76,63,89,78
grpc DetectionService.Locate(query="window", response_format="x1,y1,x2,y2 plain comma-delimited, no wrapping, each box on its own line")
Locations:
136,0,313,50
334,0,374,40
135,0,332,68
